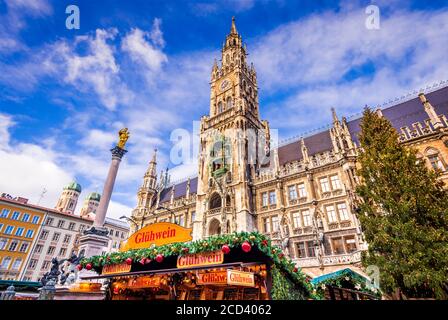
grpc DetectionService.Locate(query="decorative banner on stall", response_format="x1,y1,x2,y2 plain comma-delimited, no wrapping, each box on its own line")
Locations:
120,222,193,251
102,262,132,275
127,276,161,289
177,250,224,269
196,271,228,285
227,270,255,287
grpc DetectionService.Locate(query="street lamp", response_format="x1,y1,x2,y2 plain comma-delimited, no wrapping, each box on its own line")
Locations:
119,215,139,230
156,206,176,224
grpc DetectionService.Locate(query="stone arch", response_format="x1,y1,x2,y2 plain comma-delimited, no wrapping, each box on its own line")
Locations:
208,218,221,236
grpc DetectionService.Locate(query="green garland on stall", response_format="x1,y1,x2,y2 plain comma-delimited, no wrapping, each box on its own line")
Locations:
80,231,316,300
271,264,311,300
313,269,382,299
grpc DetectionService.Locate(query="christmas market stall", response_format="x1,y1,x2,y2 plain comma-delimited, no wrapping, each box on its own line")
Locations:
78,224,314,300
311,268,381,300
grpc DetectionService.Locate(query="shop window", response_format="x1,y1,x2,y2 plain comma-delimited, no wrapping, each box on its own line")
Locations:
344,236,357,253
331,237,345,255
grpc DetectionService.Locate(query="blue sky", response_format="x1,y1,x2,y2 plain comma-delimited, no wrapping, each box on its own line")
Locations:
1,0,448,219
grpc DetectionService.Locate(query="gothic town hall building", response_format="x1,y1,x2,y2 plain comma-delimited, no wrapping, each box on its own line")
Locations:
130,18,448,277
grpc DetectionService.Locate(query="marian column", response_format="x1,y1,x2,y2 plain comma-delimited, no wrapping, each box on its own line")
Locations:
78,128,130,258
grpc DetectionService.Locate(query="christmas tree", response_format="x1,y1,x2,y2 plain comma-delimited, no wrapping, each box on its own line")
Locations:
356,108,448,299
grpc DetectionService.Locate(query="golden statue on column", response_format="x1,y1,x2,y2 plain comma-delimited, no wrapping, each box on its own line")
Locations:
117,128,130,149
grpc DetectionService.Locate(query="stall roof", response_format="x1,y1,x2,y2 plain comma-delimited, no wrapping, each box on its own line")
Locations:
310,268,368,285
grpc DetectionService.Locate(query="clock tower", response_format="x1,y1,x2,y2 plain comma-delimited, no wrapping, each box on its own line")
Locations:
193,17,271,240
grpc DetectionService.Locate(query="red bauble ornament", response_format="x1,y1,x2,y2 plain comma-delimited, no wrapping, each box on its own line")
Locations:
125,258,133,265
278,253,284,259
144,258,151,264
139,258,146,265
293,267,298,273
76,264,82,271
221,244,230,254
241,241,252,253
182,247,189,253
155,254,164,263
113,287,119,295
261,240,268,246
86,263,92,271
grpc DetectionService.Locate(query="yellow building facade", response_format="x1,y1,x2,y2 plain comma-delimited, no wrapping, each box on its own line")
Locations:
0,197,45,280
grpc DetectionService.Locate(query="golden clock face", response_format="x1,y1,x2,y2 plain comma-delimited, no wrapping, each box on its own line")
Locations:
220,79,229,91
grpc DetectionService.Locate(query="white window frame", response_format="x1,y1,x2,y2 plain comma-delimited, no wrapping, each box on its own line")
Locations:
330,175,342,190
337,203,350,221
326,205,338,223
320,177,331,193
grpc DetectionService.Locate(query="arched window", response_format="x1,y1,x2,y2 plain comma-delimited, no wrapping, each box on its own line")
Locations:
226,195,231,207
426,147,445,171
227,97,232,109
226,220,231,233
217,101,223,114
209,193,222,209
209,218,221,236
226,54,230,63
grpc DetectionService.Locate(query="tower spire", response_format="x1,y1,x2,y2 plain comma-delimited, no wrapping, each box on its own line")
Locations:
230,16,238,35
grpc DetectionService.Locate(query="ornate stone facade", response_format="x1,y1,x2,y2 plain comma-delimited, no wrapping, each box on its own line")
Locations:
130,18,448,277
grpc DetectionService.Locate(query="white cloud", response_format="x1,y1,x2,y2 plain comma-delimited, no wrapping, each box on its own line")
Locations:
5,0,52,16
121,21,168,84
250,5,448,134
106,200,134,220
0,113,73,207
